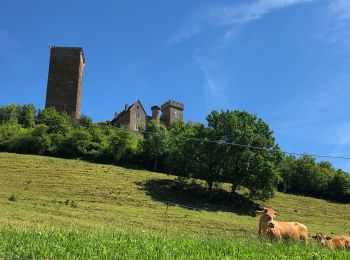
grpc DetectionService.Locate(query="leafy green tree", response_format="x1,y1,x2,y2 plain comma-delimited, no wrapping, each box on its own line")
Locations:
167,110,281,199
204,110,282,199
79,115,93,128
29,124,52,155
327,170,350,202
18,104,36,128
292,154,331,197
0,104,20,125
141,120,169,171
166,121,200,178
84,125,110,162
167,120,224,192
110,129,139,163
60,127,93,158
278,155,298,192
318,161,333,170
0,124,23,151
191,123,227,193
36,107,71,134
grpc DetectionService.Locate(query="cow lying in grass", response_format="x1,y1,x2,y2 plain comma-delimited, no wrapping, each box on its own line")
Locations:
312,232,350,250
256,207,308,241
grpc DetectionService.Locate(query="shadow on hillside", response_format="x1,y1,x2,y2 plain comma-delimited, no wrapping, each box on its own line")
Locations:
135,179,261,216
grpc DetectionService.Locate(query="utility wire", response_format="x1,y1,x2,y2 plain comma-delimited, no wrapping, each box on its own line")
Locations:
1,122,350,161
102,124,350,161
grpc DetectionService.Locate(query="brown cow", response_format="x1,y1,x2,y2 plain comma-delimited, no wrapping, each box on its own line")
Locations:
312,232,350,250
256,207,308,241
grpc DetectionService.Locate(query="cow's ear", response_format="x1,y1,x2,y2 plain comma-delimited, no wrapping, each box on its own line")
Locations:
255,210,264,216
326,236,331,240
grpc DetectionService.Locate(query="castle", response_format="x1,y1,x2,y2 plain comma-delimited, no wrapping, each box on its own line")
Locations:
45,46,184,129
110,100,184,131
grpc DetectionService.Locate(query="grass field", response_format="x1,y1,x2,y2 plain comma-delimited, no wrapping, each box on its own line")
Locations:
0,152,350,258
1,228,349,259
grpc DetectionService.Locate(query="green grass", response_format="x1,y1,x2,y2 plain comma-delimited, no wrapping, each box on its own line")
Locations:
0,228,348,259
0,152,350,258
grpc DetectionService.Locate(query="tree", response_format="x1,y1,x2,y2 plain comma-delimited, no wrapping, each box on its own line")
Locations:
278,155,298,192
327,170,350,202
166,121,200,178
166,121,225,192
36,107,71,134
207,110,282,199
60,127,93,158
167,110,281,199
291,154,330,197
18,104,36,128
27,124,52,155
190,123,227,193
79,115,93,128
106,128,139,163
0,123,29,152
0,104,20,125
141,120,169,172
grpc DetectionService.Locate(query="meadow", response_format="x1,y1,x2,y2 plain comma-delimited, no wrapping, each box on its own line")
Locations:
0,152,349,258
1,228,349,259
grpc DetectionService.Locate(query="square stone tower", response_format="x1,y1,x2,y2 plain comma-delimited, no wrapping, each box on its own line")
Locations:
160,100,184,126
45,46,85,119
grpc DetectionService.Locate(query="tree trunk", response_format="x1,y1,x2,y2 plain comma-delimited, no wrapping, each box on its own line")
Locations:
154,157,157,172
208,180,213,193
231,184,237,197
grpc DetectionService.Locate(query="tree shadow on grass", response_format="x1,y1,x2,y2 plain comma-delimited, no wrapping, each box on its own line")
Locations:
135,179,261,216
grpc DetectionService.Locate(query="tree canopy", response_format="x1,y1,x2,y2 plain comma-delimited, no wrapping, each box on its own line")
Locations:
0,103,349,203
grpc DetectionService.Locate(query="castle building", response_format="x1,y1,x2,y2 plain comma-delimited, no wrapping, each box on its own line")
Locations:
111,100,184,131
160,100,184,126
45,46,85,119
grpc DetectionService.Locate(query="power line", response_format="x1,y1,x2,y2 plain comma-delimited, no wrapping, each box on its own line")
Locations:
1,122,350,161
104,124,350,161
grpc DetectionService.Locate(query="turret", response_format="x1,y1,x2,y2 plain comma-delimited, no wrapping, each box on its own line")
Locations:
160,100,184,126
151,105,161,122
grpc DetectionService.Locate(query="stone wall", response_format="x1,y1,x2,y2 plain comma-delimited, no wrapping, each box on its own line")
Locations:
129,101,147,131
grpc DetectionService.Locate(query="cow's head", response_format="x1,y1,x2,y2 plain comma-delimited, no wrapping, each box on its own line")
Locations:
312,232,331,246
256,207,277,226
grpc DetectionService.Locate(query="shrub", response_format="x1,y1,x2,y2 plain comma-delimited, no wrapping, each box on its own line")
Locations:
70,200,78,208
8,193,17,202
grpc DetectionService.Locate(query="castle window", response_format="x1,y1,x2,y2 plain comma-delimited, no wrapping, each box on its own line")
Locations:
135,124,139,131
136,112,140,119
174,110,179,118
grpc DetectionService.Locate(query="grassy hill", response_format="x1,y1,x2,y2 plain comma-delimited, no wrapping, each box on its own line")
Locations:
0,152,349,238
1,153,350,258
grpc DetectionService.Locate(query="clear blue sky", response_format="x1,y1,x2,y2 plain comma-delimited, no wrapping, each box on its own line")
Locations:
1,0,350,171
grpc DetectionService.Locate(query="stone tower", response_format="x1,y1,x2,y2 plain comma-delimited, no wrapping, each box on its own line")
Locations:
160,100,184,126
45,46,85,119
151,105,161,122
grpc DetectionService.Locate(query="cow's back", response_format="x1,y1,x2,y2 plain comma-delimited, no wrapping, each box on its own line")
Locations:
330,236,350,249
277,222,308,241
293,222,308,240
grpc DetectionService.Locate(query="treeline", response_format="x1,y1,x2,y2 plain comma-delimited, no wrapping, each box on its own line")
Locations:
0,104,139,164
278,155,350,202
0,104,349,203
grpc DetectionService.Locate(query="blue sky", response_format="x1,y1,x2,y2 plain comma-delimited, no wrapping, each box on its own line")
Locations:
1,0,350,171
